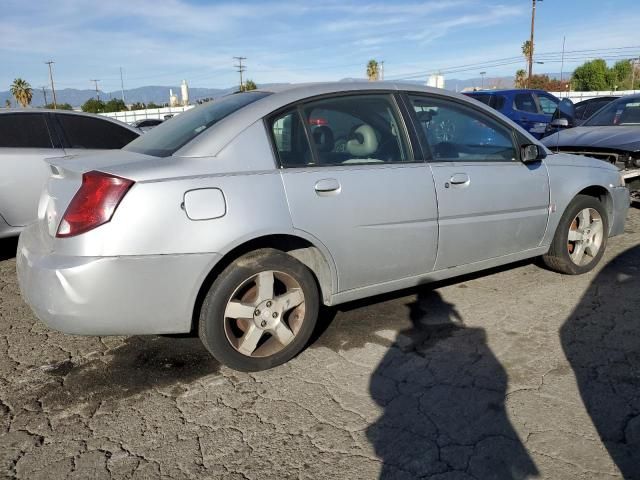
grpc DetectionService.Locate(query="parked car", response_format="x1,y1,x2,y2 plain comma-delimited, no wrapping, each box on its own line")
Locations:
464,89,560,138
543,96,620,137
131,118,163,132
0,110,140,238
574,96,620,124
17,83,629,371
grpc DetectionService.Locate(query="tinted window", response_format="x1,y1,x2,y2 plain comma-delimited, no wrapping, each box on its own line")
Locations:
270,109,312,167
537,95,558,114
409,95,516,162
125,92,270,157
574,102,588,120
585,96,640,126
513,93,538,113
469,94,494,106
58,114,138,149
0,113,53,148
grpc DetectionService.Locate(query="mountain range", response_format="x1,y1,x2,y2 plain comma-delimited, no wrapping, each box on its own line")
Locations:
1,74,561,108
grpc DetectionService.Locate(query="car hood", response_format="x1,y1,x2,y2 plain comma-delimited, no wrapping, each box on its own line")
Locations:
544,151,619,172
542,126,640,151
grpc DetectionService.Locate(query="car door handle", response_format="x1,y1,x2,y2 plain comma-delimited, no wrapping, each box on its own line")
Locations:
448,173,470,187
314,178,341,196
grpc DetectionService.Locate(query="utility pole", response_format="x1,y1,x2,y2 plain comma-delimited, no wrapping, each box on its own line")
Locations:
120,67,126,104
41,86,48,106
45,61,57,109
233,56,247,91
90,79,101,101
380,61,384,81
527,0,542,87
480,71,487,89
559,35,566,95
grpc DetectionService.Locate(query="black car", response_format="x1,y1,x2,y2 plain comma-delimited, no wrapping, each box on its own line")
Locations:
574,96,619,124
542,94,640,170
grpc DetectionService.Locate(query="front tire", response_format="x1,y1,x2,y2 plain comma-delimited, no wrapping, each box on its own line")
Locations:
198,249,319,371
543,195,609,275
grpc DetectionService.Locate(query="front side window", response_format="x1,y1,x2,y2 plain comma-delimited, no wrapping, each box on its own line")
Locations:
409,95,517,162
537,95,558,115
57,114,138,149
514,93,538,113
271,94,411,168
0,113,52,148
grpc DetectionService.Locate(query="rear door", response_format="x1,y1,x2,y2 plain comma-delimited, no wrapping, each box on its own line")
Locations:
0,112,65,226
53,113,139,155
272,93,439,292
406,93,549,269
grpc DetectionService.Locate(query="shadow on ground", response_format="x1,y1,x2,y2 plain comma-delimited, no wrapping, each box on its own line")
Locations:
32,335,219,412
0,237,18,262
561,245,640,479
361,289,538,479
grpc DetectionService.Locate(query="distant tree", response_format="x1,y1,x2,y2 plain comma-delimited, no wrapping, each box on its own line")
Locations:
103,98,127,113
521,40,532,65
10,78,33,107
130,102,145,110
366,60,379,81
4,99,11,108
146,101,161,109
610,60,633,89
572,59,610,91
514,69,527,88
528,74,565,91
241,79,257,91
45,102,73,110
81,98,106,113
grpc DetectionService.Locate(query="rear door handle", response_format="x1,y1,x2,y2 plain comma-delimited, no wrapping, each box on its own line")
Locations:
314,178,341,196
449,173,470,185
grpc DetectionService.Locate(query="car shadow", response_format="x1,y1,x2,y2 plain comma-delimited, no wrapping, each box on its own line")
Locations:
32,335,219,412
561,245,640,478
363,289,539,478
0,237,18,261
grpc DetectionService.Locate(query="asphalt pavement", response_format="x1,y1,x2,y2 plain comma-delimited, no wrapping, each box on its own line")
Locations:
1,208,639,479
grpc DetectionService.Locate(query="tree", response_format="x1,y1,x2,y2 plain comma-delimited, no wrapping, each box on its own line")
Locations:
146,102,161,109
240,79,257,91
4,99,11,108
514,69,527,88
527,74,565,91
10,78,33,107
572,59,612,91
81,98,106,113
610,60,633,90
45,103,73,110
366,60,379,82
103,98,127,113
130,102,145,110
521,40,532,65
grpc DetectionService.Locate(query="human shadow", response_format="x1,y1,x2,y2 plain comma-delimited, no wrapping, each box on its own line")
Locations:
0,237,18,261
561,245,640,479
366,289,538,479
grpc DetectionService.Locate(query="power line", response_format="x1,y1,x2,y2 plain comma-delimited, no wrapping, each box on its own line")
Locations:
45,61,57,109
233,56,247,91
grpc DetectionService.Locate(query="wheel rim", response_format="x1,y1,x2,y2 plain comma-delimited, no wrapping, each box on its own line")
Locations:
223,270,306,358
567,207,604,266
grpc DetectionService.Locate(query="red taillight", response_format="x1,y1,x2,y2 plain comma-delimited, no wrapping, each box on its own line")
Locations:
56,170,134,238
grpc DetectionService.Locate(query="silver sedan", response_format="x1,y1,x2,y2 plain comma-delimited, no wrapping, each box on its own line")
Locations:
17,83,629,371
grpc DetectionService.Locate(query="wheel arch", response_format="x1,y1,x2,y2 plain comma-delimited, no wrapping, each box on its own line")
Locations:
575,185,613,229
190,233,336,333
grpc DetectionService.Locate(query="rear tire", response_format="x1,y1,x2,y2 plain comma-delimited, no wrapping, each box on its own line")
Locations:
543,195,608,275
198,248,319,371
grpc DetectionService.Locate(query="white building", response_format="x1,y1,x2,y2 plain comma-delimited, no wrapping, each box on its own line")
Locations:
427,74,445,89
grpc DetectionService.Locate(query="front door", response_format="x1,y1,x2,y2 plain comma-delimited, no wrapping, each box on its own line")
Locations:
407,94,550,270
270,93,439,292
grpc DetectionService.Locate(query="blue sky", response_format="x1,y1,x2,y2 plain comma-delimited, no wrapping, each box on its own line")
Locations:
1,0,639,92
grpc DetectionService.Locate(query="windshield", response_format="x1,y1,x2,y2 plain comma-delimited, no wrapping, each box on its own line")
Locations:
124,91,271,157
584,96,640,127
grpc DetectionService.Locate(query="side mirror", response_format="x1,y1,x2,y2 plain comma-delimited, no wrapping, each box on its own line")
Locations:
521,144,545,163
550,118,569,128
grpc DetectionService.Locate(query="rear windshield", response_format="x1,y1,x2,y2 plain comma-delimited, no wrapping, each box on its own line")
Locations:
124,91,271,157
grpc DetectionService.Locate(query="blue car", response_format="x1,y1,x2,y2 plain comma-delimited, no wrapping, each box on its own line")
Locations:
464,89,560,139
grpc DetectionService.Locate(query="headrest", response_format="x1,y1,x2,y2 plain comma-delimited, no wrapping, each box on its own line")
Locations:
312,125,334,152
346,124,378,157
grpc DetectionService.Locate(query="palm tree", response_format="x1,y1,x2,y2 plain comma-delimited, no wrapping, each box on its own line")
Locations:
515,69,527,88
10,78,33,107
366,60,379,82
521,40,532,65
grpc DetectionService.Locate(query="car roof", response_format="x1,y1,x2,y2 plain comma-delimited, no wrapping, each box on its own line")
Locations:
0,108,140,133
465,89,549,95
177,81,537,157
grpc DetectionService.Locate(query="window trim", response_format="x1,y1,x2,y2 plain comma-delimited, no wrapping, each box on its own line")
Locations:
264,90,420,169
402,92,522,164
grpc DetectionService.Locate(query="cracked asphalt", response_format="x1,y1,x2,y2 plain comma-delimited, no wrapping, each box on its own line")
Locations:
0,207,639,480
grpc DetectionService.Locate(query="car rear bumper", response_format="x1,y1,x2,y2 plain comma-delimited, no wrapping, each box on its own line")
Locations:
16,223,220,335
610,186,630,237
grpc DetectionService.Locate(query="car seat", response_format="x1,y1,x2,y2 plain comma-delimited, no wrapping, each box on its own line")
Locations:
346,124,379,158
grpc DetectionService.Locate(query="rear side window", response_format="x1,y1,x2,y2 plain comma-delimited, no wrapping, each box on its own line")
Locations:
467,94,505,110
270,109,313,167
57,114,138,149
513,93,538,113
125,91,271,157
0,113,53,148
